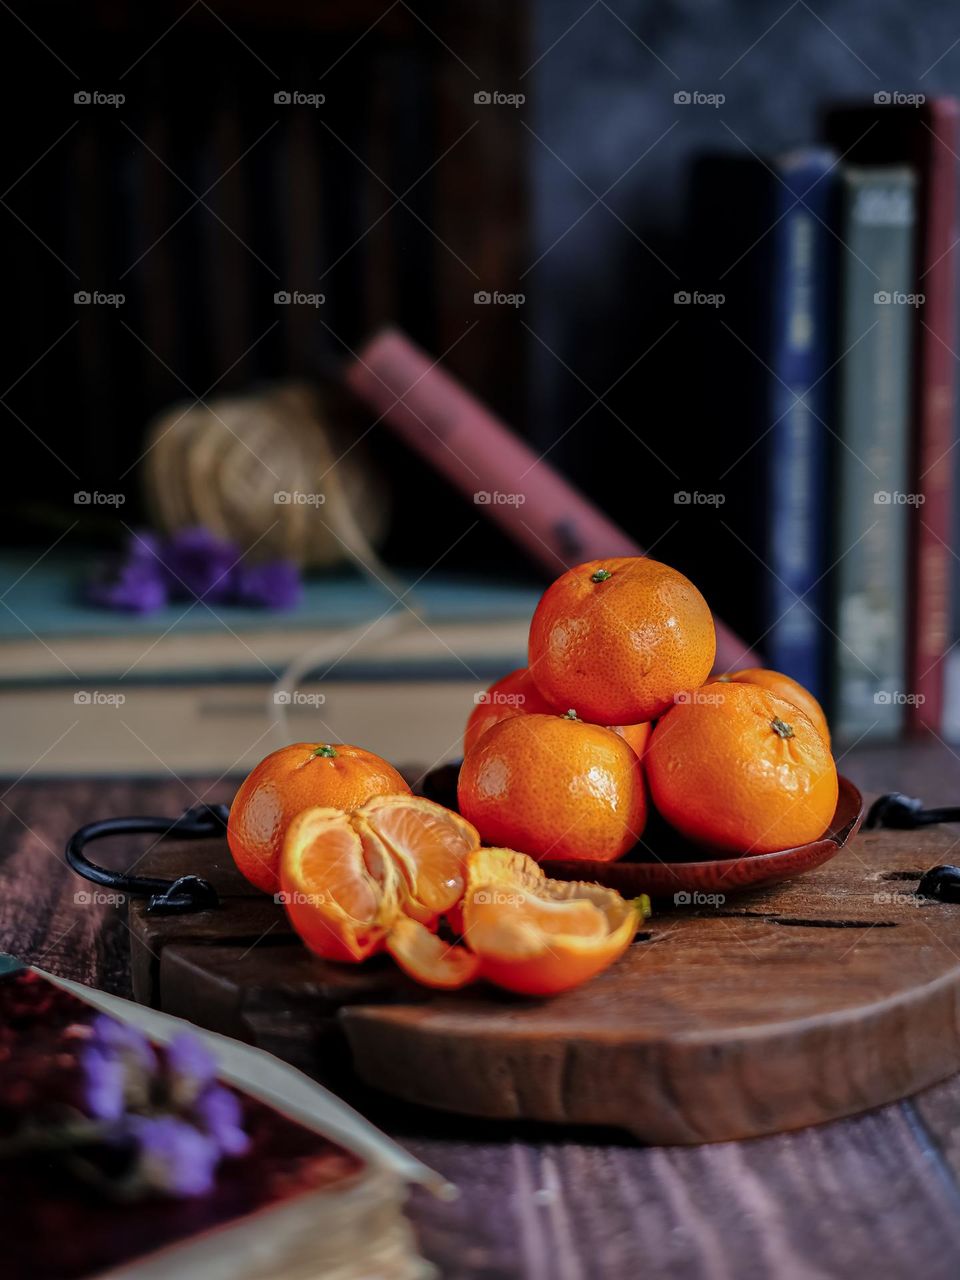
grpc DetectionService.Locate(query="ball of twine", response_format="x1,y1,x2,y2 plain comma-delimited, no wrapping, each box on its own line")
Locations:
142,381,428,750
142,381,389,569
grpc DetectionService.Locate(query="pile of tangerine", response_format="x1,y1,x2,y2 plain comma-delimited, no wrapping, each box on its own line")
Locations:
227,556,837,995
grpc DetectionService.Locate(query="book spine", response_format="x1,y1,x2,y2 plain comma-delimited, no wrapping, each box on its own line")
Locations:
909,105,958,732
832,168,917,740
765,159,836,700
346,329,757,672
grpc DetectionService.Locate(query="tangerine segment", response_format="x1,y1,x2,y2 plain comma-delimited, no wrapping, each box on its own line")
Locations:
386,917,481,990
458,713,647,863
358,795,479,924
645,682,838,856
528,557,716,725
462,847,647,996
280,806,401,963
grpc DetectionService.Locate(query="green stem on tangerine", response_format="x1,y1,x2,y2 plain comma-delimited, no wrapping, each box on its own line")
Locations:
312,745,338,758
591,568,612,583
770,717,794,739
563,709,579,720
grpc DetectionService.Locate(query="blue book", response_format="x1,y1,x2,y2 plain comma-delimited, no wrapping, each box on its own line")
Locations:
764,149,839,698
686,151,837,692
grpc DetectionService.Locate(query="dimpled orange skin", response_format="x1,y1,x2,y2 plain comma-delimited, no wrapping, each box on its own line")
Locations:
716,667,831,748
645,683,838,856
465,667,653,759
528,557,717,725
227,743,410,894
457,713,647,862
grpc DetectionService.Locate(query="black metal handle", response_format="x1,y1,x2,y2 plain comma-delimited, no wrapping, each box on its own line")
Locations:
864,792,960,903
65,804,228,915
865,792,960,830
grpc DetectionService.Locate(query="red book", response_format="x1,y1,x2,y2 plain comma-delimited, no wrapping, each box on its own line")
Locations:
825,98,960,733
346,328,756,672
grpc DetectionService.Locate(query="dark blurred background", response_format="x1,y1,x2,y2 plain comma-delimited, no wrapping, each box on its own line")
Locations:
1,0,958,770
0,2,524,569
3,1,957,563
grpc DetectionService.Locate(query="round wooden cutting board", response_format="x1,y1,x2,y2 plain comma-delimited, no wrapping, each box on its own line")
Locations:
124,803,960,1145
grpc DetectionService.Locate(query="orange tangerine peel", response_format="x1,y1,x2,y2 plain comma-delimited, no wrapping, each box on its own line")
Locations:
462,847,648,996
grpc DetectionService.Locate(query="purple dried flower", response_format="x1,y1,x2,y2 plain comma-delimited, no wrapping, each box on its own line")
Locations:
165,1032,217,1107
80,1044,126,1121
126,529,164,565
193,1084,250,1157
88,525,300,615
90,1014,157,1073
8,1006,249,1202
159,527,239,603
81,1014,157,1115
232,559,303,610
125,1114,221,1197
85,557,168,614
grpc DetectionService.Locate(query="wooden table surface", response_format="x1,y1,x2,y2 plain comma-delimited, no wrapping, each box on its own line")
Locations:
3,741,960,1280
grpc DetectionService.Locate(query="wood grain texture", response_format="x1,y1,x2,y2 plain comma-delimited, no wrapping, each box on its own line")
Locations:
120,773,958,1144
3,744,960,1276
402,1106,960,1280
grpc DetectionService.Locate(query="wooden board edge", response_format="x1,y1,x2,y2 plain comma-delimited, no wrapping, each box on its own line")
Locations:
339,964,960,1145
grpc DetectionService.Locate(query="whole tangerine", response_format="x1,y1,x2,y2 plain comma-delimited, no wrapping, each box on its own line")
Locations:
715,667,830,747
227,742,410,893
528,557,716,724
463,667,556,755
465,666,652,759
645,682,837,855
610,721,652,759
457,712,647,863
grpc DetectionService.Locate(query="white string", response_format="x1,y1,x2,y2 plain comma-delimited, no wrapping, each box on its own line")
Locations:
270,402,430,744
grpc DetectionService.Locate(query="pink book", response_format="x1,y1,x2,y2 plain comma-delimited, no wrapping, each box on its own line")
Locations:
346,328,756,672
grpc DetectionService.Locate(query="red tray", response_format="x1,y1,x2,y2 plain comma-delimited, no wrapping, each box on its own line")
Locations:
541,775,864,897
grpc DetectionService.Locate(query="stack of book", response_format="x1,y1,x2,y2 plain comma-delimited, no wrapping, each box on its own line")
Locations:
0,555,538,774
688,97,959,742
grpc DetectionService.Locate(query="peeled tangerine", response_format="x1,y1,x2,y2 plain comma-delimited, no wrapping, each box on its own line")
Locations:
280,794,646,996
280,795,479,963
